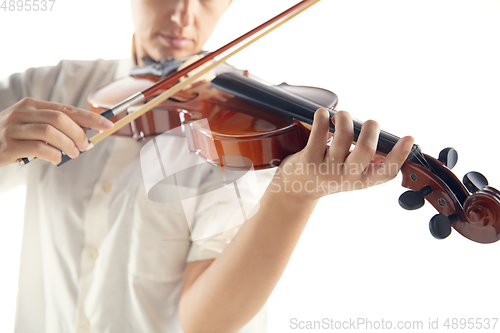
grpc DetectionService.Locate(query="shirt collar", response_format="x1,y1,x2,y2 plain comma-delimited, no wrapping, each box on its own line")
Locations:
114,58,135,81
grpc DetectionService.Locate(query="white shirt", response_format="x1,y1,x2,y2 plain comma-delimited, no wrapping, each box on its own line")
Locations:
0,58,273,332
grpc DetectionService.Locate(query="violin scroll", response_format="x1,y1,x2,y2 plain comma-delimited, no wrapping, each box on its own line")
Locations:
399,148,500,243
462,186,500,234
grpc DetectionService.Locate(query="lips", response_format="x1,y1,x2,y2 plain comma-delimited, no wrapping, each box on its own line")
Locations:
159,34,194,49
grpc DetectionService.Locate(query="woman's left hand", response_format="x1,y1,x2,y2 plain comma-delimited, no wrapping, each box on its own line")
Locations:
269,108,415,203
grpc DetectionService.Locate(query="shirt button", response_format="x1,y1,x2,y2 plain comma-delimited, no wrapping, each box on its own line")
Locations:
101,182,112,193
89,249,99,260
80,319,90,330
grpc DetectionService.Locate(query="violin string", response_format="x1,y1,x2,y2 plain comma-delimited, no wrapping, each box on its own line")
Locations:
409,145,432,170
231,80,384,148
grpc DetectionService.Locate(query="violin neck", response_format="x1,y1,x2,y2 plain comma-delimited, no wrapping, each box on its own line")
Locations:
211,72,401,155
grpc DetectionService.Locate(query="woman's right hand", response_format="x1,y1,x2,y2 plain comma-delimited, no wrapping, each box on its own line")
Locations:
0,97,114,168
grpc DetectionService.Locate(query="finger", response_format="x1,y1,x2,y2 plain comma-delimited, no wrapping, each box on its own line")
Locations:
11,140,64,166
12,123,80,159
345,120,380,173
16,109,89,151
368,136,415,182
329,111,354,164
304,108,331,163
27,99,114,131
370,153,385,164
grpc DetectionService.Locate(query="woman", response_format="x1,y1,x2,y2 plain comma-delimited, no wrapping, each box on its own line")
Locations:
0,0,413,332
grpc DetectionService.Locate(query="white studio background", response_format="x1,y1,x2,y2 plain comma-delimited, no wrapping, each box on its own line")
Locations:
1,0,500,332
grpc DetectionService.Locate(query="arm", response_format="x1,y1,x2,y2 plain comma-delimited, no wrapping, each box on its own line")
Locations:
179,109,414,333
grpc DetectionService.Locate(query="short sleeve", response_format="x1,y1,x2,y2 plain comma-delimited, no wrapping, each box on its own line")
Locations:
186,168,275,262
1,59,119,111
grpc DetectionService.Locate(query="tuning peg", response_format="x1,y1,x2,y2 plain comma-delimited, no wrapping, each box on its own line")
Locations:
438,147,458,169
399,185,433,210
463,171,488,193
429,213,459,239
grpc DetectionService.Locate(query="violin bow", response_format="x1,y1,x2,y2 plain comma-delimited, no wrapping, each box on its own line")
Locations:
17,0,321,166
86,0,321,148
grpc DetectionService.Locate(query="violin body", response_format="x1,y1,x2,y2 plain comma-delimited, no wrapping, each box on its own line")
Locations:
88,72,336,169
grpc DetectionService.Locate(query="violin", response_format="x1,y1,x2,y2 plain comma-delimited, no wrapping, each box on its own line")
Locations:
20,0,500,244
87,58,500,244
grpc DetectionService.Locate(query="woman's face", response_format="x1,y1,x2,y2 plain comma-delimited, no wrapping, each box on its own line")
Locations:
131,0,232,64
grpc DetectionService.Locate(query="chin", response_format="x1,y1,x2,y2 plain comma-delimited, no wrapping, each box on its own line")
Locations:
153,38,198,58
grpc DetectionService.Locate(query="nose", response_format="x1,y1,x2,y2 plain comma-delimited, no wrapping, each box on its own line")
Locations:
171,0,195,27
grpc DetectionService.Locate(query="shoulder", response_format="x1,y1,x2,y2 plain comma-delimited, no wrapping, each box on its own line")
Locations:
25,58,131,108
42,59,123,85
23,59,120,84
1,59,128,106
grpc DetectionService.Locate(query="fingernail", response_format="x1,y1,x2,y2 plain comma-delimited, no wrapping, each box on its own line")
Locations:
81,139,89,151
315,108,328,123
403,139,414,152
73,147,80,158
100,117,114,128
